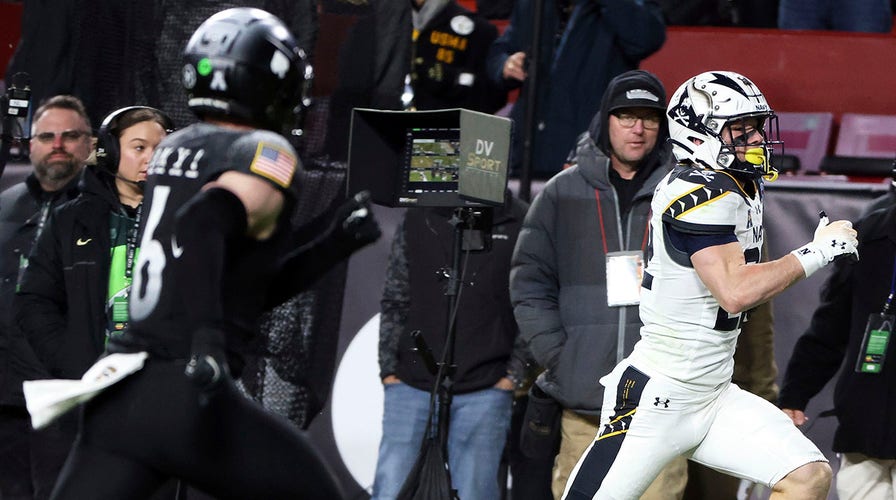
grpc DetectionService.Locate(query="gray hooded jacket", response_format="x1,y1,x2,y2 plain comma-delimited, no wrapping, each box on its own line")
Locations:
510,70,671,413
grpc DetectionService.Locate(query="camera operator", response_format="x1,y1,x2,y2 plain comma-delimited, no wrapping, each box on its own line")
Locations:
372,191,529,500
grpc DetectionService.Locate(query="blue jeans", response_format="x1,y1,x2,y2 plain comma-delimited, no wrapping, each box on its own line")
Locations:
779,0,892,32
371,382,513,500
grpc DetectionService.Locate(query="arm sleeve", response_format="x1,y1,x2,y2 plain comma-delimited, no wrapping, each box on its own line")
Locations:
379,218,409,379
509,188,565,372
485,2,524,89
506,332,536,391
601,0,667,60
264,195,379,308
15,212,66,378
263,203,344,308
173,187,248,352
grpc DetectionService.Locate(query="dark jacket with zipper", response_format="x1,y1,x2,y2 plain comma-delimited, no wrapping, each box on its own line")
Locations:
16,166,127,380
0,173,81,406
779,196,896,458
380,196,529,394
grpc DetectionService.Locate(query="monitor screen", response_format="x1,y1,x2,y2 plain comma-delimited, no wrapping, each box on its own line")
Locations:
398,127,482,207
347,108,509,208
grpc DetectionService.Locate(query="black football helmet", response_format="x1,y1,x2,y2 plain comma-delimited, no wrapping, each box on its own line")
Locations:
182,7,311,133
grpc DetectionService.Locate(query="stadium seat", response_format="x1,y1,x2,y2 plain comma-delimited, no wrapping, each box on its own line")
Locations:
819,113,896,178
819,155,893,177
771,152,801,175
775,111,834,173
834,113,896,158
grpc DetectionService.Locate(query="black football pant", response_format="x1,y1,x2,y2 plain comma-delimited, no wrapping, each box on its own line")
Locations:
50,358,344,500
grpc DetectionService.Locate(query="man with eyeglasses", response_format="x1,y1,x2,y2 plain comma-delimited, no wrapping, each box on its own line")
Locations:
0,95,90,500
511,69,689,499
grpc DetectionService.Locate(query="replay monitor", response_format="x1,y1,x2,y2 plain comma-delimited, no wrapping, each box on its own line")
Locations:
347,108,511,208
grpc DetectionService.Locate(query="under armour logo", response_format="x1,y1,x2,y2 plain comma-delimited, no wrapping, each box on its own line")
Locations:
654,397,670,408
829,240,847,250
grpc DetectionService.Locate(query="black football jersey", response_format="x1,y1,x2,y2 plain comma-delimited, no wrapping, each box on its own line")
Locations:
112,123,300,359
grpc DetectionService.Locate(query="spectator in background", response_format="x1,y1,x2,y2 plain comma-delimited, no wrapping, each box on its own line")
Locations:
0,95,89,500
4,2,78,116
406,0,507,114
778,0,892,32
17,106,171,383
510,69,687,499
14,105,174,500
486,0,665,179
657,0,779,28
778,193,896,500
399,4,538,498
476,0,515,19
373,191,530,500
323,0,412,162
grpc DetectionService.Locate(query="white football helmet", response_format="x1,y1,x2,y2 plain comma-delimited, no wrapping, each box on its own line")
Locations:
667,71,781,180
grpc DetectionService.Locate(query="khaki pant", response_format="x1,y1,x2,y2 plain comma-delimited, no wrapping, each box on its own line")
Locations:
552,409,688,500
836,452,896,500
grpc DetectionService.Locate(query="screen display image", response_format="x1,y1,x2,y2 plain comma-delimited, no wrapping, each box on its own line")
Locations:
402,127,461,199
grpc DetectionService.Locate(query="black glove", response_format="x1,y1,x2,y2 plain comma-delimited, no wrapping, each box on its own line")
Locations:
184,327,229,399
334,190,381,247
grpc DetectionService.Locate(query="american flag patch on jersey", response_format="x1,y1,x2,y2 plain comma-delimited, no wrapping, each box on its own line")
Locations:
250,143,296,188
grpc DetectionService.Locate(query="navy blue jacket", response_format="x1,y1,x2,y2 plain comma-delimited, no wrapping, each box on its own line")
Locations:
486,0,666,178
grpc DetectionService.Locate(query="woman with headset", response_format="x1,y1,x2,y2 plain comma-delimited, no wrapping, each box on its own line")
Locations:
13,106,172,496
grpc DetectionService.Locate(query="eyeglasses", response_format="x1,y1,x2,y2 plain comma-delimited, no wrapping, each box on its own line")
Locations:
34,130,91,144
614,113,661,130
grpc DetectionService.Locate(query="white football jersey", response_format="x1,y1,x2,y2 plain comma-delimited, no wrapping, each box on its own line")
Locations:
635,164,764,389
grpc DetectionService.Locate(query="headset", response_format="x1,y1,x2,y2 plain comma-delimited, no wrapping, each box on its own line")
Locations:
95,106,175,173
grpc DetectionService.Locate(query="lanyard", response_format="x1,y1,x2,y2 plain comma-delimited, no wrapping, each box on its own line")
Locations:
124,203,142,280
594,189,650,254
883,254,896,314
32,200,51,245
17,200,53,290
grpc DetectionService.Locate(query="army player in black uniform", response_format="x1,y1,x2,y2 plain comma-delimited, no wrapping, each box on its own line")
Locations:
48,8,379,500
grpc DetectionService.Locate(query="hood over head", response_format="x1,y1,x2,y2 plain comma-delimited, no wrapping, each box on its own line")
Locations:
588,70,669,168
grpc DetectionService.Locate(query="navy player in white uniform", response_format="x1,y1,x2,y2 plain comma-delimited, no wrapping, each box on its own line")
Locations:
47,8,379,499
562,71,859,499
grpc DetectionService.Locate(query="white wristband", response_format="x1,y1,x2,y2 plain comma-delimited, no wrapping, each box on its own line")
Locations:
791,242,827,277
